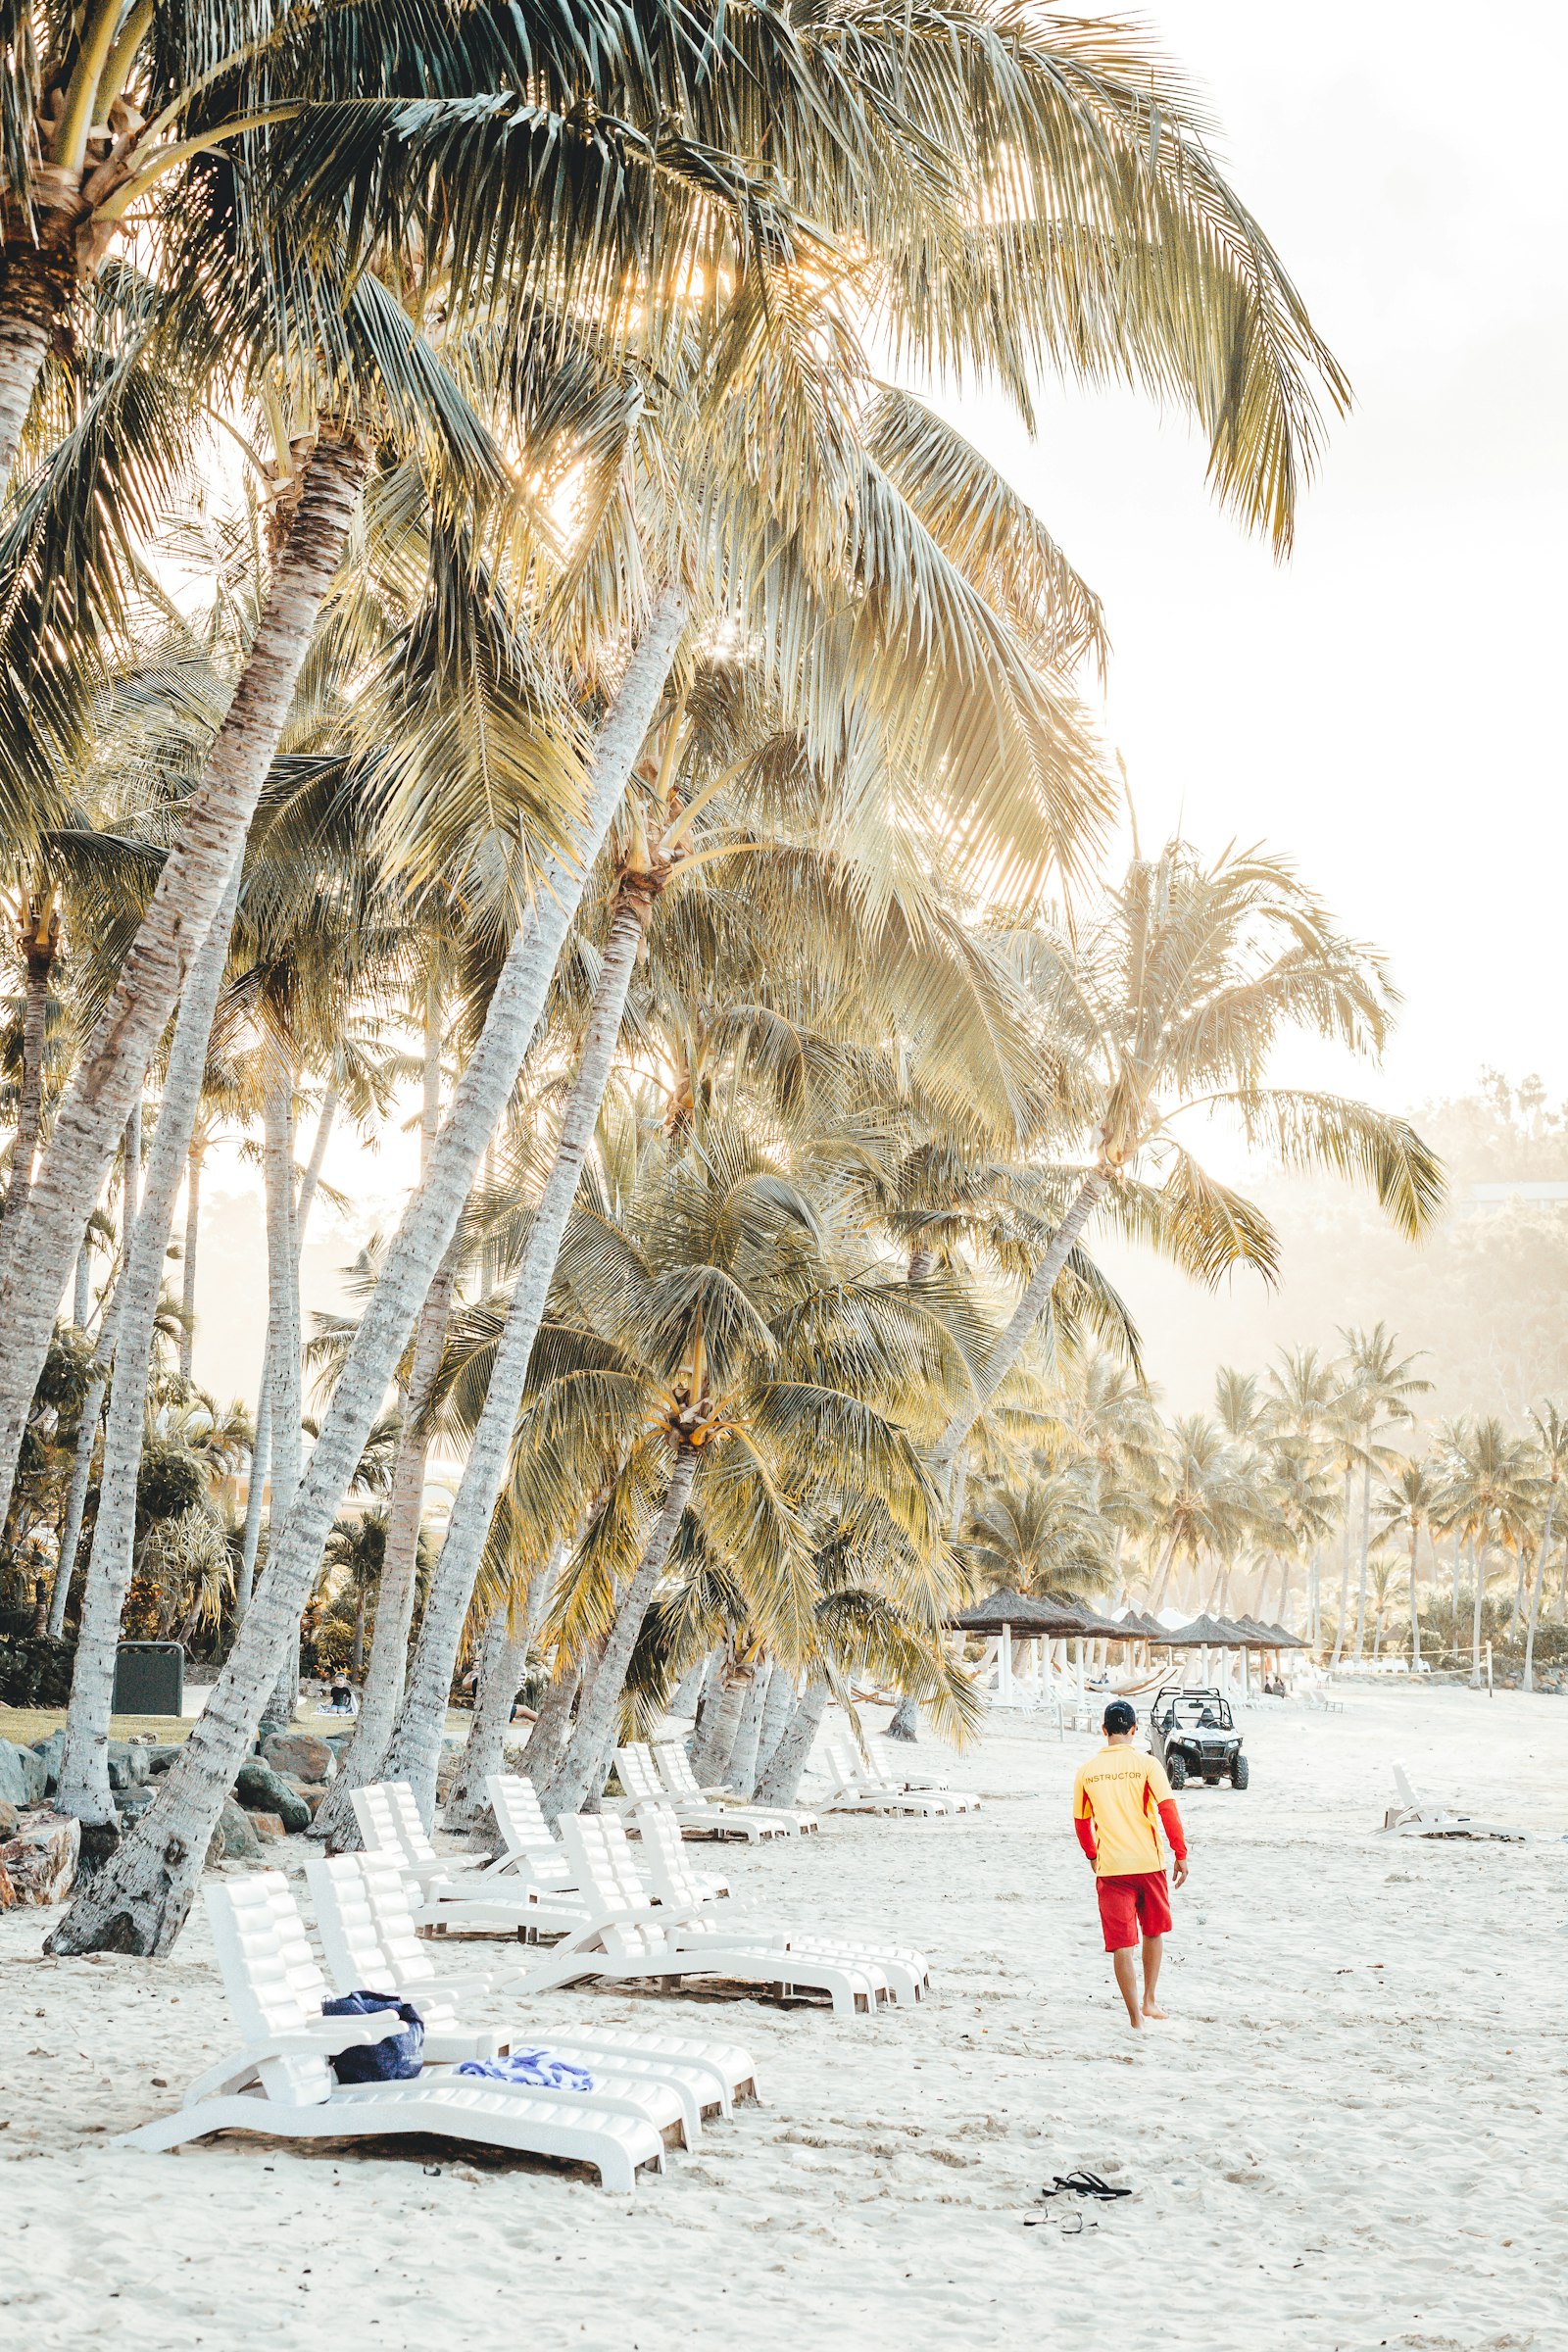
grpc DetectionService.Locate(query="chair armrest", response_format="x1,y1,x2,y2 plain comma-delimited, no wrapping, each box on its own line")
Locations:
250,2011,404,2060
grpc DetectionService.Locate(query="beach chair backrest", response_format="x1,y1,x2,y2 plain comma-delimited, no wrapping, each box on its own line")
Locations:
638,1805,712,1912
351,1780,409,1861
1392,1761,1420,1810
386,1781,438,1863
486,1773,564,1864
558,1813,666,1961
205,1873,334,2104
654,1743,704,1802
308,1851,434,1995
821,1735,859,1786
615,1744,663,1804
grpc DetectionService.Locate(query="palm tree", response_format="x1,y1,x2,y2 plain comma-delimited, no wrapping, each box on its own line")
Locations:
931,844,1444,1488
1438,1418,1538,1687
1336,1326,1431,1659
1376,1459,1444,1670
1522,1404,1568,1693
1146,1415,1246,1615
47,4,1359,1954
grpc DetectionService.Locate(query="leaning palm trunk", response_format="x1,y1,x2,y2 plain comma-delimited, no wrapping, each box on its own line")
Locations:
1469,1536,1487,1687
54,867,241,1831
308,1243,459,1847
7,944,50,1215
1408,1528,1424,1669
379,870,662,1817
520,1657,580,1790
235,1385,270,1620
751,1665,797,1797
689,1655,752,1789
257,1064,305,1738
929,1171,1107,1484
542,1445,699,1825
755,1680,830,1808
178,1139,203,1381
1522,1490,1557,1692
47,591,689,1956
885,1692,919,1742
723,1665,771,1799
443,1554,556,1834
0,433,368,1527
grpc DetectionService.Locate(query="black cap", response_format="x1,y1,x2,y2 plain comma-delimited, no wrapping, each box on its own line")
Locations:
1102,1699,1137,1735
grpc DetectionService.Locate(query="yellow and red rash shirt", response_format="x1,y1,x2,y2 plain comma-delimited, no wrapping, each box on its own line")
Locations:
1072,1742,1187,1876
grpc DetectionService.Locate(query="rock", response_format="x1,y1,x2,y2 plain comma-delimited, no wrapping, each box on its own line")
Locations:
261,1731,334,1786
0,1807,80,1906
144,1744,183,1776
280,1777,326,1820
249,1811,288,1840
0,1799,19,1838
233,1756,312,1833
115,1788,157,1823
108,1740,151,1788
29,1729,65,1796
206,1797,266,1868
0,1740,46,1808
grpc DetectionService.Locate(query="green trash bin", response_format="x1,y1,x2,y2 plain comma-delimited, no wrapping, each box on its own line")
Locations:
112,1642,184,1717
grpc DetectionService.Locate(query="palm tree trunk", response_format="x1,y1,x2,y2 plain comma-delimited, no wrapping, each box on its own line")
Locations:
1408,1525,1424,1668
0,431,368,1533
755,1679,830,1807
0,242,73,504
308,1240,459,1846
257,1064,304,1739
48,1363,107,1638
1450,1532,1463,1657
930,1171,1107,1482
352,1584,366,1674
885,1692,919,1742
521,1657,581,1790
1331,1466,1353,1663
1523,1488,1557,1692
72,1228,92,1329
293,1084,337,1244
379,874,660,1817
1351,1460,1372,1658
751,1665,797,1797
1505,1542,1528,1640
235,1384,270,1620
46,591,689,1955
7,945,50,1216
668,1652,712,1726
178,1139,203,1382
444,1555,556,1834
690,1653,752,1790
54,865,242,1832
542,1445,699,1824
1149,1532,1181,1612
1469,1532,1487,1687
723,1664,771,1798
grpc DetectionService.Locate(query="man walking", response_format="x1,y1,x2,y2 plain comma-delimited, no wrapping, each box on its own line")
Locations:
1072,1698,1189,2031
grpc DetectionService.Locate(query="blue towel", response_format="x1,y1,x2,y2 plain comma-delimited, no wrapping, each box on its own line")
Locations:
457,2049,596,2093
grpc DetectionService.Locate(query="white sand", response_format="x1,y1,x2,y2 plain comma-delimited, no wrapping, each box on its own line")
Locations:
4,1686,1564,2351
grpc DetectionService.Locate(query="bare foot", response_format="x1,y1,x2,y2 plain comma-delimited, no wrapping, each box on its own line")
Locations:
1142,2002,1168,2020
1125,2010,1144,2032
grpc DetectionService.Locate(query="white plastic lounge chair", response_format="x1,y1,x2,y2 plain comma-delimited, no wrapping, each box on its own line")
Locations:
350,1780,489,1893
353,1779,589,1938
1380,1762,1528,1842
505,1813,924,2018
811,1736,954,1817
868,1739,980,1811
651,1740,818,1838
636,1806,929,2004
117,1873,666,2189
307,1852,757,2139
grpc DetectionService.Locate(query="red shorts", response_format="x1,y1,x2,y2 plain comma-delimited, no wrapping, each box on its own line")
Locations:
1096,1869,1173,1951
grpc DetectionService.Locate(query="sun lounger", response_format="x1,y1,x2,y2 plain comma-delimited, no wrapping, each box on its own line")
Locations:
308,1850,758,2136
868,1739,981,1811
505,1812,926,2018
811,1736,957,1817
117,1873,667,2188
353,1779,590,1937
1380,1762,1528,1841
651,1740,818,1839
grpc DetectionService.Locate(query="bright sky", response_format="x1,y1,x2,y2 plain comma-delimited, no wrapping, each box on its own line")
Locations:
189,1,1568,1402
950,0,1567,1111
